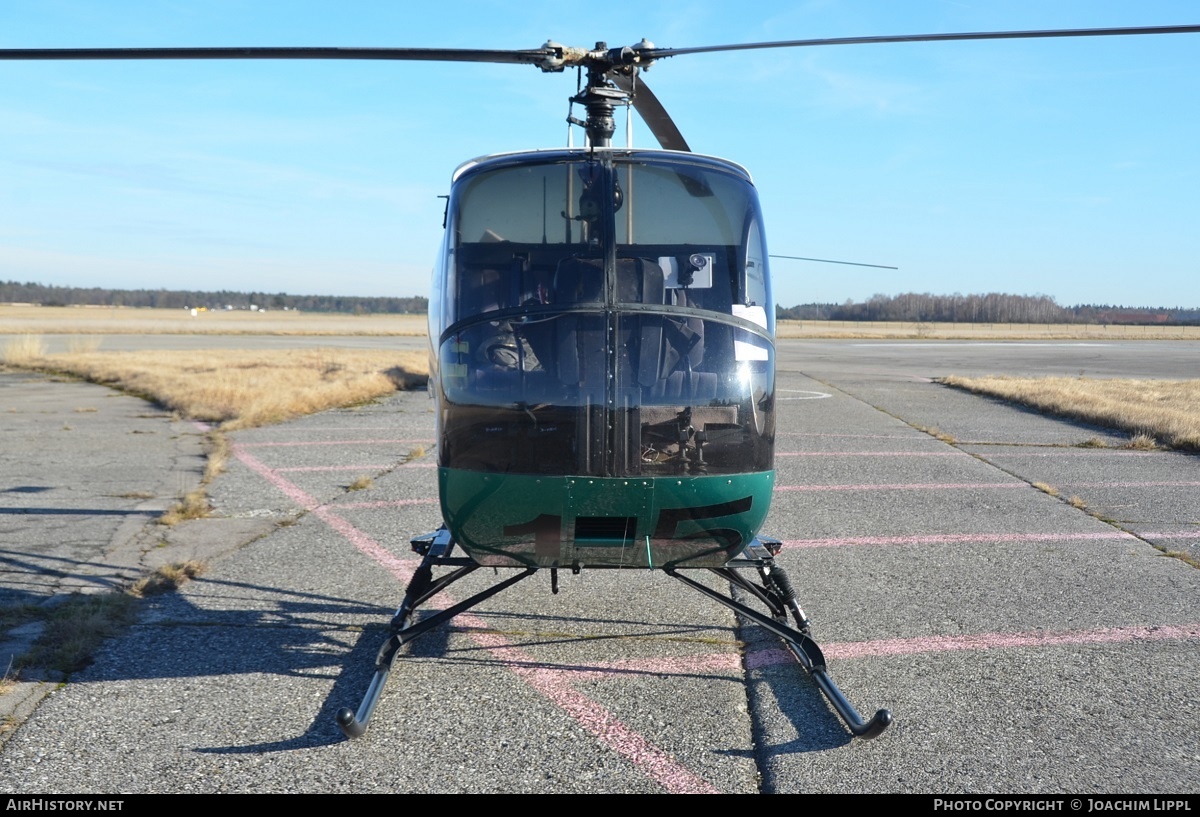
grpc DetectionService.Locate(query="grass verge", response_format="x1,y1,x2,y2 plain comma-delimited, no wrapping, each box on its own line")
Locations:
2,341,428,431
939,375,1200,451
18,593,139,676
5,563,208,681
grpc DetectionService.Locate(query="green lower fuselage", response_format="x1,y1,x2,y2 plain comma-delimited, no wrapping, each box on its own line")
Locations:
440,468,774,569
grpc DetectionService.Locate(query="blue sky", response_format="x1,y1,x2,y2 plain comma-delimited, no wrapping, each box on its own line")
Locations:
1,1,1197,308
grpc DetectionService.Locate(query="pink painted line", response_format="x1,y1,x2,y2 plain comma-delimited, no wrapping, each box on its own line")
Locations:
778,482,1024,493
742,649,795,670
784,530,1199,548
746,623,1200,666
783,531,1133,548
569,653,741,682
469,652,743,684
269,463,434,473
775,451,961,457
829,624,1200,659
986,451,1159,457
233,445,417,575
233,444,321,511
238,439,432,448
251,426,430,432
276,465,395,473
234,443,715,794
336,499,439,509
1063,481,1200,489
317,506,417,579
465,627,720,794
776,432,918,440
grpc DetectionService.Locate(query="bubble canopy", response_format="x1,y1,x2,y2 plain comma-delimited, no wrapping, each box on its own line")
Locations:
431,149,775,479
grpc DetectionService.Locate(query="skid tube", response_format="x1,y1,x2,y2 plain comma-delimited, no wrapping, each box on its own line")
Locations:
667,537,892,739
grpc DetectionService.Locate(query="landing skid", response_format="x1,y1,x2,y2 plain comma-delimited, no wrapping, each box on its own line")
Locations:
336,529,892,740
671,538,892,739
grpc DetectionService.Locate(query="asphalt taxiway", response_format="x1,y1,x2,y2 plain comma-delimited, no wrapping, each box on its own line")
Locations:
1,339,1196,793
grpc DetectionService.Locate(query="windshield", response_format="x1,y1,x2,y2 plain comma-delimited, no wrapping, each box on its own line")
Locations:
436,151,774,479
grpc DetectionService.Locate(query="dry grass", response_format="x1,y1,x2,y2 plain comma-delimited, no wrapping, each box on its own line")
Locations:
4,341,424,529
0,660,16,696
19,593,138,675
1032,482,1060,497
0,560,210,681
159,488,211,526
1068,495,1087,509
917,425,956,444
130,561,207,597
776,320,1200,340
9,307,1200,342
1163,550,1200,569
2,334,46,365
3,345,426,528
158,431,231,525
5,562,205,679
66,335,103,354
1,305,426,336
939,376,1200,451
1123,433,1160,451
3,347,428,430
204,432,230,482
347,475,374,491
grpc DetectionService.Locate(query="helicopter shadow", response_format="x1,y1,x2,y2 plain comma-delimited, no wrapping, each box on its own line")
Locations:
195,597,464,753
403,608,749,685
719,591,856,756
17,561,411,753
0,546,140,601
5,546,857,758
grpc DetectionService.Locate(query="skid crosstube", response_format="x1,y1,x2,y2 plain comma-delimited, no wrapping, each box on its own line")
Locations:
336,530,891,740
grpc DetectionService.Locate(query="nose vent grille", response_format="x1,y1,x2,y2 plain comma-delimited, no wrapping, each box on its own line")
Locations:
574,516,637,541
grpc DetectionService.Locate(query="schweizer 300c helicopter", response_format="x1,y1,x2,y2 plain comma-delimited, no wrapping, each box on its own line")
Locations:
4,22,1198,741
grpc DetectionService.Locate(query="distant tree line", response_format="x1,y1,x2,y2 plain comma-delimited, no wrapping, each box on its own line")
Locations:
0,281,428,315
777,293,1200,325
7,281,1198,325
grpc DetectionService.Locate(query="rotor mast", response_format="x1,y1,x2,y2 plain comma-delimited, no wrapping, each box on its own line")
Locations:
574,48,622,148
548,41,653,148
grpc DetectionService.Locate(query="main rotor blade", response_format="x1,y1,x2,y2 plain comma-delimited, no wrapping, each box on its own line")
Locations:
643,24,1200,60
770,255,898,270
0,46,557,65
610,73,690,152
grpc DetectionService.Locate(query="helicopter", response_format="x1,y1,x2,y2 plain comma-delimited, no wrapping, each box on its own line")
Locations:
3,22,1198,742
